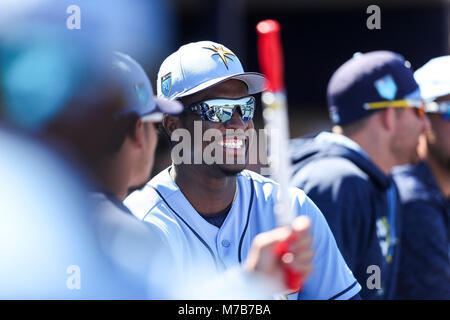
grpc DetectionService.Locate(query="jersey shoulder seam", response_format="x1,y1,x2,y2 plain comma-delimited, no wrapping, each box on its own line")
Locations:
142,185,178,221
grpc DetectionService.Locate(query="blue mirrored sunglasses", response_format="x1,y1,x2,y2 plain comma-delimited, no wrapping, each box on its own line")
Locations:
188,96,255,123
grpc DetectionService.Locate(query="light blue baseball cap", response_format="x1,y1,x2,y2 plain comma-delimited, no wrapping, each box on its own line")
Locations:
156,41,266,100
112,52,183,121
414,55,450,102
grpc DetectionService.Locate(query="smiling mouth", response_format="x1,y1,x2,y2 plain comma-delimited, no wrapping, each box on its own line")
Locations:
218,137,245,149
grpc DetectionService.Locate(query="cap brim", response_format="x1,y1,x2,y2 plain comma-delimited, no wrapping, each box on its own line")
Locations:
141,112,164,122
155,97,183,114
175,72,267,99
141,98,183,122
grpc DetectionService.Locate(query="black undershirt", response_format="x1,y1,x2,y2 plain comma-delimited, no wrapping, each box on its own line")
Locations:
198,202,232,228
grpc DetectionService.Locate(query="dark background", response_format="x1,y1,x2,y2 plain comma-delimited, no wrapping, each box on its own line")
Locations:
148,0,450,175
168,0,449,137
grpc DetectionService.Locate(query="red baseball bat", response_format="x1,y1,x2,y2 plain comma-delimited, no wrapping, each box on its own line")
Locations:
256,19,304,291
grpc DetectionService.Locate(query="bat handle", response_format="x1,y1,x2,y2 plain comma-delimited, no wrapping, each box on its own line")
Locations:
273,235,304,291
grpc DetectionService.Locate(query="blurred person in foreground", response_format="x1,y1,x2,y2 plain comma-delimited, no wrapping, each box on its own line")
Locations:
0,5,133,298
0,51,130,298
42,51,184,297
125,41,361,300
0,127,129,299
290,51,430,299
392,56,450,299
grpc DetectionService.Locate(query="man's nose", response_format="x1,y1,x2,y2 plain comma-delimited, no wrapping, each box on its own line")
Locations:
226,108,247,129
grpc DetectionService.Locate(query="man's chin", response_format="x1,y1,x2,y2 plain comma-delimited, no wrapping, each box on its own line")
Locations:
217,163,247,176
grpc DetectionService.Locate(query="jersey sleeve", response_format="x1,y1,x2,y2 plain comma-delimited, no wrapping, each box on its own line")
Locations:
287,188,362,300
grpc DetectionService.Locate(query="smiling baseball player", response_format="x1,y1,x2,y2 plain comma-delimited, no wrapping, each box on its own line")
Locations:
125,41,361,299
36,49,316,299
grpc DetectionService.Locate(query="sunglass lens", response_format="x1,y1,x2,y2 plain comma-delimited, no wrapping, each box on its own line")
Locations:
241,106,254,121
191,97,255,123
215,106,233,122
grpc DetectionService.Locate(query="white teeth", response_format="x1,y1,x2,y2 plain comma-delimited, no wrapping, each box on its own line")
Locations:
219,139,243,149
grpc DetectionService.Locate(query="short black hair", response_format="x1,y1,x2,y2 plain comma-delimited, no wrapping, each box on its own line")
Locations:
338,115,371,136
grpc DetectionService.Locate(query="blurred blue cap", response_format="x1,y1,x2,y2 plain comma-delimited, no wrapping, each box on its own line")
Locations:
0,0,178,130
327,51,420,125
112,52,182,121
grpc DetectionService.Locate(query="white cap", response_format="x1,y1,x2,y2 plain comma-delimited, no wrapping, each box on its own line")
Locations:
112,52,183,121
414,55,450,102
157,41,266,100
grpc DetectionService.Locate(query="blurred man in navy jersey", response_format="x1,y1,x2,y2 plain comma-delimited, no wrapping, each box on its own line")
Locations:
290,51,430,299
393,56,450,299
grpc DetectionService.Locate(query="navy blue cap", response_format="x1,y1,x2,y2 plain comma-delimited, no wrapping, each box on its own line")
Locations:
327,51,420,126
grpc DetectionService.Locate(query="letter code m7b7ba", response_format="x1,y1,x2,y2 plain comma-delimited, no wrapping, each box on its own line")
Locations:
222,305,271,315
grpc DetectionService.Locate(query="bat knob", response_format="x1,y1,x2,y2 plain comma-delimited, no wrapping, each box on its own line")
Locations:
256,19,280,34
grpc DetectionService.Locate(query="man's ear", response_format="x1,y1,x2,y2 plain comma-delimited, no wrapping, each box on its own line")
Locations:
162,114,183,136
379,107,396,132
131,119,146,149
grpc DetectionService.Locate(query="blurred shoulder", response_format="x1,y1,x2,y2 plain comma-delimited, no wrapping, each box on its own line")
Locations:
393,161,435,203
239,169,310,206
294,156,369,183
124,184,164,220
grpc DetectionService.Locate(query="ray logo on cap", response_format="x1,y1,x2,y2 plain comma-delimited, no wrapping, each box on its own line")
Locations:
374,74,398,100
134,82,149,107
161,72,172,97
156,41,266,100
203,44,235,70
